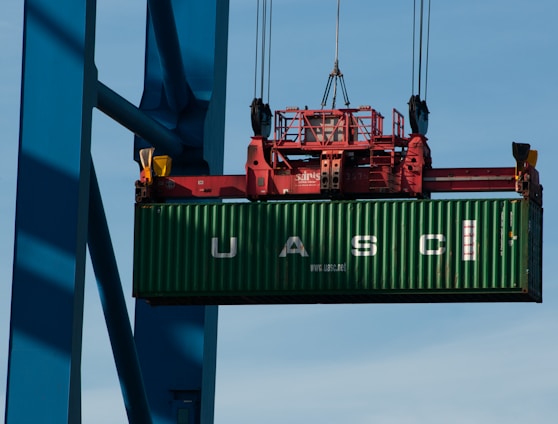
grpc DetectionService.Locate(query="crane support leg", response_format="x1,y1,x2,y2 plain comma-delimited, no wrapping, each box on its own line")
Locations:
133,1,229,423
88,163,152,424
5,0,97,421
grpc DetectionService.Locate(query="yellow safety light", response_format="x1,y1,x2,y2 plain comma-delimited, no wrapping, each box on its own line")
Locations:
527,150,538,168
153,155,172,177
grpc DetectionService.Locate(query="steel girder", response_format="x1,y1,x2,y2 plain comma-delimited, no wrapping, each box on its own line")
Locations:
6,0,97,422
7,0,230,422
133,1,229,424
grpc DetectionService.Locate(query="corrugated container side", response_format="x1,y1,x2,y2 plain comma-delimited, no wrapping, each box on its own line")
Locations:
133,199,542,304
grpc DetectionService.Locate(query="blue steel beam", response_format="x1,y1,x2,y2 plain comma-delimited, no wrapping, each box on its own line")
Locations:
97,81,184,156
145,0,193,113
133,1,229,423
88,162,152,424
134,0,229,176
135,304,219,424
8,0,229,422
5,0,97,422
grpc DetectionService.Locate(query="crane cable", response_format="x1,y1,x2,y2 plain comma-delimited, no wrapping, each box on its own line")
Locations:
321,0,350,109
415,0,431,99
251,0,273,138
409,0,431,135
425,0,431,100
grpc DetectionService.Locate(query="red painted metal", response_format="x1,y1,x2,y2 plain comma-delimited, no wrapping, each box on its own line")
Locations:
136,106,542,205
138,175,246,201
243,107,432,200
423,167,517,192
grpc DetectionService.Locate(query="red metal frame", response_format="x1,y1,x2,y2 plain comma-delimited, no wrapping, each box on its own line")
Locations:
136,107,542,205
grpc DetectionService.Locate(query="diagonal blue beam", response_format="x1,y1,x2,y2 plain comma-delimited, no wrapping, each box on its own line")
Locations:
146,0,193,113
88,162,152,424
5,0,97,422
96,81,185,156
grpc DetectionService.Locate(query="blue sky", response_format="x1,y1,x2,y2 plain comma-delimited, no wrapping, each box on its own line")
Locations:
2,1,558,423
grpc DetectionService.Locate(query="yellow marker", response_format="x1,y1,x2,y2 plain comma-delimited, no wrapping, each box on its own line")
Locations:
527,150,538,168
153,155,172,176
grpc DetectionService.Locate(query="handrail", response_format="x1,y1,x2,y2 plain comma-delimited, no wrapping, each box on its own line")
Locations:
273,108,384,148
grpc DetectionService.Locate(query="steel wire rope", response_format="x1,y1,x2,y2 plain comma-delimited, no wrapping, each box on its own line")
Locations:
409,0,432,135
425,0,431,100
266,0,273,103
253,0,260,98
412,0,432,99
321,0,350,109
418,0,424,97
251,0,273,137
412,0,416,95
254,0,272,102
332,0,341,108
260,0,267,99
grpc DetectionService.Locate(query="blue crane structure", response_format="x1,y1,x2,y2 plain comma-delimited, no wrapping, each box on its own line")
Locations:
5,0,229,422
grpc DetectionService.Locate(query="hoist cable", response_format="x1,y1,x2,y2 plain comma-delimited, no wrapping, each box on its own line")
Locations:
412,0,431,99
253,0,273,102
260,0,267,99
425,0,431,100
411,0,416,95
267,0,273,103
417,0,424,97
253,0,260,98
330,0,341,108
334,0,340,70
322,0,349,109
250,0,273,138
409,0,431,136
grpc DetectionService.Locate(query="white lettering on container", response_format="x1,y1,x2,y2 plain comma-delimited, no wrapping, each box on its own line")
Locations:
351,235,378,256
210,228,479,260
420,234,446,256
211,237,237,258
279,236,309,257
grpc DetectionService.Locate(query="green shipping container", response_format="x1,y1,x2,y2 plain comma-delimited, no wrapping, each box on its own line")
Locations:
133,199,542,304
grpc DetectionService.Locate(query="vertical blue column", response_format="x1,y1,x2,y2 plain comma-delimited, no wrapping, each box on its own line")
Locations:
135,304,219,424
5,0,97,422
134,1,229,423
88,163,152,424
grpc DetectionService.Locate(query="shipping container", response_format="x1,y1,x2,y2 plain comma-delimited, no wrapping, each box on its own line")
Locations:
133,199,542,304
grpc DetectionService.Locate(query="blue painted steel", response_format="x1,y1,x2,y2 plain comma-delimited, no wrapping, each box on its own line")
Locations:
135,0,229,175
134,1,229,423
135,304,219,424
88,163,152,423
5,0,97,422
97,81,184,156
145,0,193,113
8,0,229,421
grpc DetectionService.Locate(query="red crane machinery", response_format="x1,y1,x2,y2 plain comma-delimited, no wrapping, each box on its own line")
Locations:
133,0,545,206
135,104,542,205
